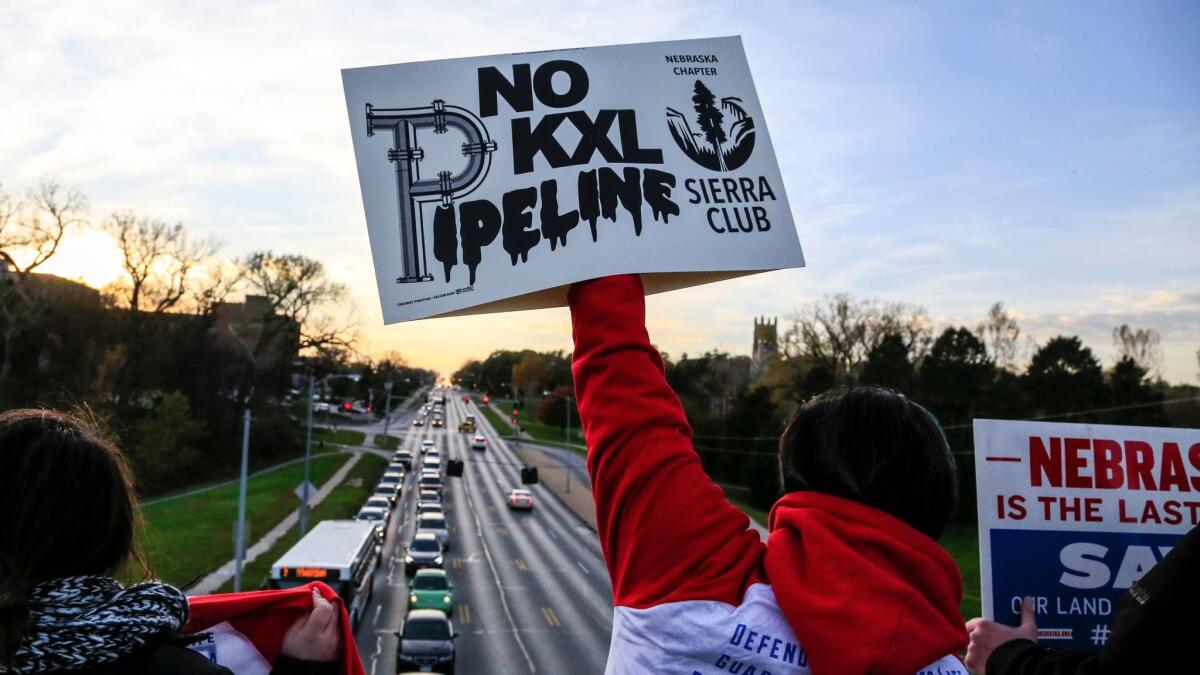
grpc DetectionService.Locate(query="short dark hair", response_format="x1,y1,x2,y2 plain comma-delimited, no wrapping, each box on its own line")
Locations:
0,408,147,659
778,386,957,540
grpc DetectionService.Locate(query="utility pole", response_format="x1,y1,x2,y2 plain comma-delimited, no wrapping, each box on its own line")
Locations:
233,408,251,592
382,380,394,440
300,371,314,535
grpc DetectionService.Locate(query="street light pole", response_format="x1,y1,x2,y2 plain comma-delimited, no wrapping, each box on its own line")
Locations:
233,407,252,592
300,370,315,536
382,380,394,440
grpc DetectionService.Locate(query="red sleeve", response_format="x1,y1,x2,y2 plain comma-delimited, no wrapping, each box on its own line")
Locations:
570,274,765,609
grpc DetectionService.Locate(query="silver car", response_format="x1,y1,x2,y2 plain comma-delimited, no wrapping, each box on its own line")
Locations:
416,512,450,551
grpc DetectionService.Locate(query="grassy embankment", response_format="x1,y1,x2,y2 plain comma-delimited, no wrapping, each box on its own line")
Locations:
216,453,388,592
374,434,401,450
474,396,586,456
311,428,366,446
139,453,350,587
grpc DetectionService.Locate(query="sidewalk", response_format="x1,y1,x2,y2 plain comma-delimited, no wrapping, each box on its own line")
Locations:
187,451,364,595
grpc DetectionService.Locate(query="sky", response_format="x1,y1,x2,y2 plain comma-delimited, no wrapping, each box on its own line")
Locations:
2,0,1197,383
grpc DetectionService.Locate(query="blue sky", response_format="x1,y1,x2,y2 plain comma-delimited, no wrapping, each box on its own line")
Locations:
2,0,1197,381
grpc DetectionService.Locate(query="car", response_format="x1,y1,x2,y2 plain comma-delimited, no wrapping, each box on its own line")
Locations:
373,484,399,505
365,495,391,514
379,473,402,492
416,502,443,516
412,417,425,427
470,434,487,451
408,568,454,613
404,532,444,576
393,450,414,468
396,609,456,673
416,512,450,550
420,439,436,454
388,460,407,474
417,490,441,507
431,417,445,428
355,507,388,541
421,455,441,472
457,419,475,433
418,473,443,495
506,488,535,511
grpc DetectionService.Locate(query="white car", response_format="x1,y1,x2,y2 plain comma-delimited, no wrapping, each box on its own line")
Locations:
421,439,436,454
421,455,441,472
416,512,450,550
507,488,534,511
470,434,487,451
355,506,388,540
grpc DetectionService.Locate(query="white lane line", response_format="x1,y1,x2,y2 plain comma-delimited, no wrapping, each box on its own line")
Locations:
576,560,589,576
373,604,382,625
459,401,538,674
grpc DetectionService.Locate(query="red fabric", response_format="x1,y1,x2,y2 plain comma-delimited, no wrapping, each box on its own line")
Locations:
570,274,968,674
185,582,365,675
570,274,766,608
765,492,968,675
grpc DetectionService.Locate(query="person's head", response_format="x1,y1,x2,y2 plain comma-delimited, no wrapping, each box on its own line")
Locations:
778,386,957,540
0,408,146,654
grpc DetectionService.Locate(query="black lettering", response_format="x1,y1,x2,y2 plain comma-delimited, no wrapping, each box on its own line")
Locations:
511,114,572,174
501,187,540,264
724,177,741,202
598,166,643,236
758,176,776,201
432,204,457,282
753,206,770,231
707,207,724,233
684,178,701,205
740,177,756,199
643,169,679,224
617,109,663,164
478,64,532,118
538,179,578,250
568,110,623,165
578,169,601,241
533,60,589,109
459,199,501,284
707,178,724,204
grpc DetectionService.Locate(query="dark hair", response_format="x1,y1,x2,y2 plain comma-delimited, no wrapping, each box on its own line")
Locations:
0,408,147,659
778,386,957,540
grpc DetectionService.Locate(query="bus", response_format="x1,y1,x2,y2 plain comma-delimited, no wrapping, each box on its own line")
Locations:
268,520,379,630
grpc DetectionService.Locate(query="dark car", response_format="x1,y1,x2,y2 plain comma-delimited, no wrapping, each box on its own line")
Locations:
404,531,444,576
396,609,455,673
393,450,414,468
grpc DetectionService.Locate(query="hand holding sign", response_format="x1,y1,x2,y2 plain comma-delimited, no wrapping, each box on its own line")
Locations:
964,596,1037,673
279,587,340,663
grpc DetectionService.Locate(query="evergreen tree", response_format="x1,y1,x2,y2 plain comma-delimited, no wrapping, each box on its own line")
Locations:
1025,336,1106,417
860,333,916,393
692,80,727,170
919,327,995,427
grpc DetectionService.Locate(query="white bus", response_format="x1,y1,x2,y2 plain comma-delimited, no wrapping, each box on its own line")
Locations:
268,520,379,630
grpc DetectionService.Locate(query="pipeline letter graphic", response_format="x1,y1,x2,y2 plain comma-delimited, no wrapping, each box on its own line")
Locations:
366,100,496,284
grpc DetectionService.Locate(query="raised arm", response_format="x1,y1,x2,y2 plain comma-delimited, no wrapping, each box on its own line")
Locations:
569,275,764,608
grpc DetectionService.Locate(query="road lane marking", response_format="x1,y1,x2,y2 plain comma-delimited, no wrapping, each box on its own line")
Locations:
372,605,381,626
458,603,471,624
576,560,589,576
541,607,561,627
451,556,462,570
514,558,528,572
496,527,510,536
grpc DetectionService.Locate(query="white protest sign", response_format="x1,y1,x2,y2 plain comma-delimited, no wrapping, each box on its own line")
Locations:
342,36,804,323
974,419,1198,651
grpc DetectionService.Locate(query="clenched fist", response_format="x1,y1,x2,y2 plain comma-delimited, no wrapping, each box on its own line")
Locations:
280,587,341,663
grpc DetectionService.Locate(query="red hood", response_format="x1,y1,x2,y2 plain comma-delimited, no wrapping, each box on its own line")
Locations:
764,492,967,675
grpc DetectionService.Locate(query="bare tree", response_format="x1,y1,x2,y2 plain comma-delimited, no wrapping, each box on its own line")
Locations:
976,302,1022,371
0,179,88,382
1112,324,1162,376
103,211,220,317
189,258,245,319
240,251,356,361
782,294,930,383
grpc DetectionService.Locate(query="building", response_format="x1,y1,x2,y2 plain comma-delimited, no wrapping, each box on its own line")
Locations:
750,316,777,381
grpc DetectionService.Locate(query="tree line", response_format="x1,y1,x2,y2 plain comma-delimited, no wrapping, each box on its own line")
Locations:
0,178,433,496
453,292,1198,521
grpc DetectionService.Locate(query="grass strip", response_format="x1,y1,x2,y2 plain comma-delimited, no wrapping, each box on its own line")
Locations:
217,453,389,593
374,434,401,449
138,454,349,587
311,428,366,446
477,403,513,436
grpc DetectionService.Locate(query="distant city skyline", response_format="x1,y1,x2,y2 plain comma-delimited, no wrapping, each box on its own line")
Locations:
3,1,1197,382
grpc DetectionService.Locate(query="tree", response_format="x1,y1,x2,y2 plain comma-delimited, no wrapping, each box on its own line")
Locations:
859,333,916,393
104,212,220,317
1112,324,1162,377
0,179,88,383
240,251,355,361
692,80,727,171
536,384,579,433
976,302,1021,371
1025,336,1106,417
1107,356,1167,426
511,352,551,400
129,392,205,491
919,327,995,426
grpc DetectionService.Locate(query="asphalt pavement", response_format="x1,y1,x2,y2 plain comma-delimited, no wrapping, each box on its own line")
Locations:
355,391,612,674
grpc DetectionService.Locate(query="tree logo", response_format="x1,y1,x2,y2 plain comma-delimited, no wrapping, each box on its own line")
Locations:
666,79,755,172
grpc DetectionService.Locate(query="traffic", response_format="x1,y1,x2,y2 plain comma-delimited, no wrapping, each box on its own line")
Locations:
266,388,611,674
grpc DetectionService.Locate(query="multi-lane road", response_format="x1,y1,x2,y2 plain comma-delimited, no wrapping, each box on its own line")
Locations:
354,390,613,673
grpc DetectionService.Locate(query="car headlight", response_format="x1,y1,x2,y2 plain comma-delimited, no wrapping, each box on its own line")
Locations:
434,555,443,565
405,555,414,563
410,594,419,604
443,595,451,603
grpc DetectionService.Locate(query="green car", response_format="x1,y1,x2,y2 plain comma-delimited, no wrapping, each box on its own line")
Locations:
408,568,454,613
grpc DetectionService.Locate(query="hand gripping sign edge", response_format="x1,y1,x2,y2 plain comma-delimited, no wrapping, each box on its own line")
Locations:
365,100,497,284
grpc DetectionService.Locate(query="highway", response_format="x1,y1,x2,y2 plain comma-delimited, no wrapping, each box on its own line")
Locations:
355,390,613,674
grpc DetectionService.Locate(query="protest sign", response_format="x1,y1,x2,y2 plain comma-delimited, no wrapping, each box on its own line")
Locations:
342,36,804,323
974,419,1198,651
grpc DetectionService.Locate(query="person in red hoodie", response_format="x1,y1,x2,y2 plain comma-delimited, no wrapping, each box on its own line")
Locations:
569,275,969,675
